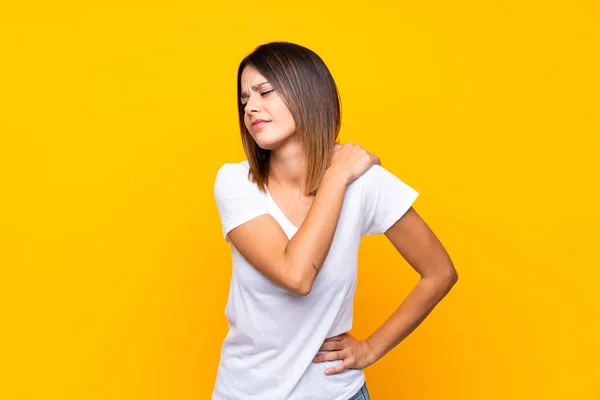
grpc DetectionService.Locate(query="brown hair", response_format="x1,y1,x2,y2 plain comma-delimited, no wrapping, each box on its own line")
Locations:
236,41,342,196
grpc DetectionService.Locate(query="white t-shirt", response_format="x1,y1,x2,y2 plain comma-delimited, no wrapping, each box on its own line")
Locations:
212,160,419,400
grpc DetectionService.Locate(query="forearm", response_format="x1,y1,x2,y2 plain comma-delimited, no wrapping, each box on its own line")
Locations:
284,167,348,294
365,274,457,363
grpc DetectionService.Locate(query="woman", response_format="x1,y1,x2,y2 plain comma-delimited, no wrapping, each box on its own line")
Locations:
213,42,458,400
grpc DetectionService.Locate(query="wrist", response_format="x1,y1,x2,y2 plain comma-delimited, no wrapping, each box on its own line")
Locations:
363,338,380,366
325,165,350,186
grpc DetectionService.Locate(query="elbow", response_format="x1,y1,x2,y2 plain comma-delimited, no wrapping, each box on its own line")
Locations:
427,264,458,291
288,277,313,296
444,265,459,288
295,285,312,296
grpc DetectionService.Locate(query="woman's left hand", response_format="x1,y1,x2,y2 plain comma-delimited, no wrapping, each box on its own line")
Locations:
312,332,376,375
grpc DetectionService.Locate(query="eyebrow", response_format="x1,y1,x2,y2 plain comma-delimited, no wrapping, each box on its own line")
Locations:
240,82,271,100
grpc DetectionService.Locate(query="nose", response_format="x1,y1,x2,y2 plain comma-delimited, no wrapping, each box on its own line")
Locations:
244,94,261,115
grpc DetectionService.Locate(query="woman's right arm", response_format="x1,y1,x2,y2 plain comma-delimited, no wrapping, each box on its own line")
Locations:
227,143,379,296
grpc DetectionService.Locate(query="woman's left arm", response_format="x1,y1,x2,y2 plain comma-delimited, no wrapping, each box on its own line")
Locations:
363,206,458,363
313,206,458,375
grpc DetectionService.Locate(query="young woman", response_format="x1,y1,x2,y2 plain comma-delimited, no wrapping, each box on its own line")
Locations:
213,41,458,400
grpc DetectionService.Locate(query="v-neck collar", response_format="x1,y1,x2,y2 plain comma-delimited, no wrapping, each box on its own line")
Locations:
265,187,300,232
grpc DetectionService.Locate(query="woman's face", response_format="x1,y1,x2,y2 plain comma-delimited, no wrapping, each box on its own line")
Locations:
240,64,297,150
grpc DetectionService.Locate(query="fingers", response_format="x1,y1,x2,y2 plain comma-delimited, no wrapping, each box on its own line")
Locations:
331,142,380,175
314,352,354,375
324,334,344,342
319,340,343,351
313,350,343,363
325,359,350,375
371,152,381,166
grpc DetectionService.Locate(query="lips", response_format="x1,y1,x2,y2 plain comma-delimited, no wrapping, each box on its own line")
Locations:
251,119,270,127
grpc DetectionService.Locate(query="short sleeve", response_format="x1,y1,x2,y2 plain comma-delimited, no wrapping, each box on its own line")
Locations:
360,164,419,236
213,162,270,243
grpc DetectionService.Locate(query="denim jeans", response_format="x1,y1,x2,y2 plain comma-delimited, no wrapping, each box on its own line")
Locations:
348,382,370,400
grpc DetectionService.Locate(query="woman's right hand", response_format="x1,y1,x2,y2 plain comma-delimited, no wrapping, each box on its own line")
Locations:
329,142,381,185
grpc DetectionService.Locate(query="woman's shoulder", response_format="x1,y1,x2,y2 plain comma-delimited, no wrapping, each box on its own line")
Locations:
352,164,388,187
215,160,251,179
214,160,259,201
217,159,249,171
352,163,418,200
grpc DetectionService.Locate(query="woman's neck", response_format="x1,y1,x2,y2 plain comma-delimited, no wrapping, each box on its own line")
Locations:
268,142,308,196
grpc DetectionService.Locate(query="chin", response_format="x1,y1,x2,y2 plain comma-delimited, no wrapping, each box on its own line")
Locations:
255,141,281,151
251,126,296,150
253,134,288,151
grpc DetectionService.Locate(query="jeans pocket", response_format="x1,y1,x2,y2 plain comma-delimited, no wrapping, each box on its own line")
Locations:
348,387,365,400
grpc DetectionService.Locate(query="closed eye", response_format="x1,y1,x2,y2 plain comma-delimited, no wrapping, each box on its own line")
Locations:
241,90,274,107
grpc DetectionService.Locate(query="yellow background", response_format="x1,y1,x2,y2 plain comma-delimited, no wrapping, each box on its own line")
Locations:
1,1,599,399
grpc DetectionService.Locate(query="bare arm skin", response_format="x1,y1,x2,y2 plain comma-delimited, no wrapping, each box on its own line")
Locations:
227,143,380,296
227,166,348,295
364,206,458,363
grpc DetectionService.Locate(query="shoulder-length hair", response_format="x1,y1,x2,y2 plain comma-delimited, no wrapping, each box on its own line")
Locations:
236,41,342,196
